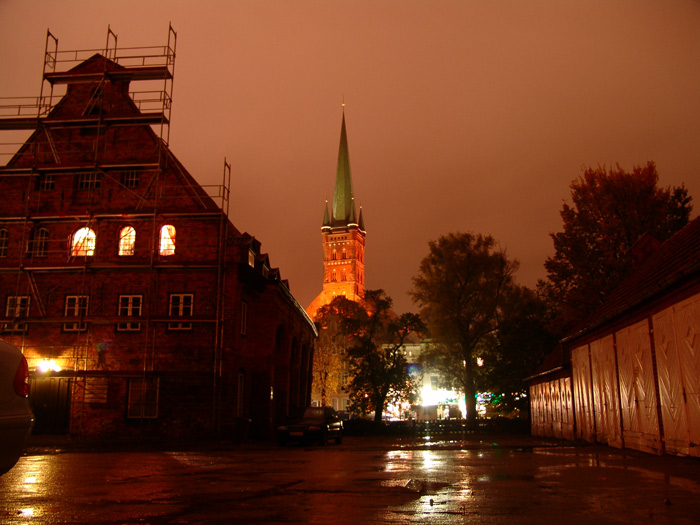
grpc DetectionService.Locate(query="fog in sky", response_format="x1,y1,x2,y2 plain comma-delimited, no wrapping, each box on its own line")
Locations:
2,1,699,314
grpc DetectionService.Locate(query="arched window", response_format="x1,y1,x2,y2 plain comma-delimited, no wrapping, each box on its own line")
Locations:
159,225,176,256
342,248,347,259
71,227,96,257
0,229,9,258
32,228,49,257
118,226,136,256
331,269,337,282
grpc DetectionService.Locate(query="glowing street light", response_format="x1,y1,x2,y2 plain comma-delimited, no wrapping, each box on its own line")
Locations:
37,359,61,373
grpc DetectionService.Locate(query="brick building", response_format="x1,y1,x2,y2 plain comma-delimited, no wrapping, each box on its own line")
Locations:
0,28,316,439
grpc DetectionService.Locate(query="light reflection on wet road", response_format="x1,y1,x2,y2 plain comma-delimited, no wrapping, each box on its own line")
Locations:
1,436,700,524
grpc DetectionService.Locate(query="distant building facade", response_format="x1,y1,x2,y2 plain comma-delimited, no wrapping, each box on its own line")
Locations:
0,29,316,439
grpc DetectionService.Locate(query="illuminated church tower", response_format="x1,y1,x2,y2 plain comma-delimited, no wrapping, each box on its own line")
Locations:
306,109,366,319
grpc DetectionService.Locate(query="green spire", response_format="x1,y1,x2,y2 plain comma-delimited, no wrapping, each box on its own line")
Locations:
332,111,355,226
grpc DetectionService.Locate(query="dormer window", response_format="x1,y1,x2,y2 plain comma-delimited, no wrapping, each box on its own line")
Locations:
248,249,255,267
262,265,269,278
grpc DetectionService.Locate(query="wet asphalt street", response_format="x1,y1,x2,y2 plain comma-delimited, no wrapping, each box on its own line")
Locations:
1,434,700,524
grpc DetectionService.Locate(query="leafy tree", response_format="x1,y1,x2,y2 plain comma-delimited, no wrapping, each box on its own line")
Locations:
410,232,519,421
311,297,366,406
476,285,559,416
542,162,692,328
345,290,425,422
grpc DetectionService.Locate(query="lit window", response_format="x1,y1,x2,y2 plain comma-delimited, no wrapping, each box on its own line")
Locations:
64,295,88,331
159,225,175,256
3,295,30,333
248,249,255,267
127,378,159,418
71,227,96,257
118,226,135,256
0,229,7,257
168,293,193,330
117,295,142,331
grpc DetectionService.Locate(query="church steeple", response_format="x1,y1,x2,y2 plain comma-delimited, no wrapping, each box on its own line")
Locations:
307,109,367,319
331,110,356,227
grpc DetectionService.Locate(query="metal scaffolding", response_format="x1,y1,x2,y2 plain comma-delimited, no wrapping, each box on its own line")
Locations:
0,25,232,434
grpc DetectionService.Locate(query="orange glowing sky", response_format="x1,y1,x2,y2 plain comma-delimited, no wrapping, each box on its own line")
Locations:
2,1,699,313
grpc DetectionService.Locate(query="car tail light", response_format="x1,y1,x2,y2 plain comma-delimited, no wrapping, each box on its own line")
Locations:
13,355,30,397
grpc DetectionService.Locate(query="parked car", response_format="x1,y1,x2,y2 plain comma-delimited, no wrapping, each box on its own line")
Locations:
0,340,34,475
277,406,343,445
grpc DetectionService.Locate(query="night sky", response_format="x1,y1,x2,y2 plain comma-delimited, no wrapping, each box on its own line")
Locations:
2,1,699,314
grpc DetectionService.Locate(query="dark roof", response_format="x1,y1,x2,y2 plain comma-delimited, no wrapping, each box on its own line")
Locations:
525,345,568,382
565,215,700,341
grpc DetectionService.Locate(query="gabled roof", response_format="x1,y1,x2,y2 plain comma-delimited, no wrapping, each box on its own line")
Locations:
5,52,221,215
565,215,700,341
